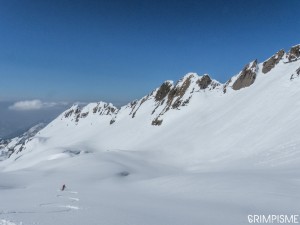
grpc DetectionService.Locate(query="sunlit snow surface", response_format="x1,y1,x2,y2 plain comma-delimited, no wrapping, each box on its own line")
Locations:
1,57,300,225
1,151,300,225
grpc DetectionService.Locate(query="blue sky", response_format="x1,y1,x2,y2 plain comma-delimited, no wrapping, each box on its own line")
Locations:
1,0,300,105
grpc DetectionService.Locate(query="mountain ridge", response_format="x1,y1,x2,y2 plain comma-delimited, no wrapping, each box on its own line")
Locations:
1,43,300,169
52,43,300,127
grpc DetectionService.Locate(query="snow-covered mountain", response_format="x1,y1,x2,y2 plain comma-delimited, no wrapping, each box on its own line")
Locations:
0,123,45,161
1,44,300,225
4,44,300,169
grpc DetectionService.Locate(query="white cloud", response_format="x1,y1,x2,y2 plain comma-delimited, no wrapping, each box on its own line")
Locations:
73,101,89,106
9,100,68,111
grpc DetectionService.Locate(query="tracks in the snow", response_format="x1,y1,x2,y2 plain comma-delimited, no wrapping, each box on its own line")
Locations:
39,189,80,212
0,189,80,225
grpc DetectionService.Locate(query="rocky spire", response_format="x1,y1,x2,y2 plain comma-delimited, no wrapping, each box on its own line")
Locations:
196,74,212,89
287,44,300,62
232,60,258,90
262,49,285,74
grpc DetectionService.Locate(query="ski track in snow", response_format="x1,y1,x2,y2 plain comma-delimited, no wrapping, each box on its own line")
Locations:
0,189,80,215
0,219,22,225
39,189,80,212
56,195,80,202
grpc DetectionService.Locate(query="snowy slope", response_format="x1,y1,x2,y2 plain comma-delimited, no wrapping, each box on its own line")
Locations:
4,45,300,171
0,123,45,161
0,44,300,225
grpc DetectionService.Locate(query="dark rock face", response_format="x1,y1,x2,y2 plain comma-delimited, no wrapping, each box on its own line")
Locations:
131,97,148,118
151,118,163,126
152,75,193,114
290,67,300,80
262,50,285,74
80,112,89,118
64,109,74,118
288,45,300,62
128,100,138,116
75,108,81,114
223,79,231,94
64,106,81,121
93,106,98,113
64,103,118,124
196,75,212,89
151,75,194,125
155,82,172,101
75,114,81,122
168,75,192,109
232,60,258,90
93,103,117,115
210,81,220,90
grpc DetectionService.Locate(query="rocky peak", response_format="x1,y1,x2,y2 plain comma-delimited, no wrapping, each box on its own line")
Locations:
232,60,258,90
159,73,199,110
149,73,221,125
287,44,300,62
169,74,194,105
64,105,79,117
155,81,173,102
262,49,285,74
91,102,117,116
63,102,118,123
196,74,212,89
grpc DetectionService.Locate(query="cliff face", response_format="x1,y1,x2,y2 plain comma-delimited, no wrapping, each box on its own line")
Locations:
150,74,220,125
287,44,300,62
262,50,285,74
232,60,258,91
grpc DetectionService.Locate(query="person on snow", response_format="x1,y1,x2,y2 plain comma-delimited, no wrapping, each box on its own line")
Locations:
61,184,66,191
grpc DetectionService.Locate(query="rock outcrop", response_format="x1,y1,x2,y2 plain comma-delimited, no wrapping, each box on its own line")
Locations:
290,67,300,81
197,75,212,89
151,118,163,126
64,102,118,123
223,78,231,94
262,50,284,74
148,74,220,125
232,60,258,90
287,45,300,62
155,81,173,102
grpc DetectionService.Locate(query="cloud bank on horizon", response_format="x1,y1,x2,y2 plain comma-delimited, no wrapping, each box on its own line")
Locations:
8,100,69,111
0,101,71,139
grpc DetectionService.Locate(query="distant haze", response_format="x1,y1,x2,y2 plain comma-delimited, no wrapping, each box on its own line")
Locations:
0,101,69,139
